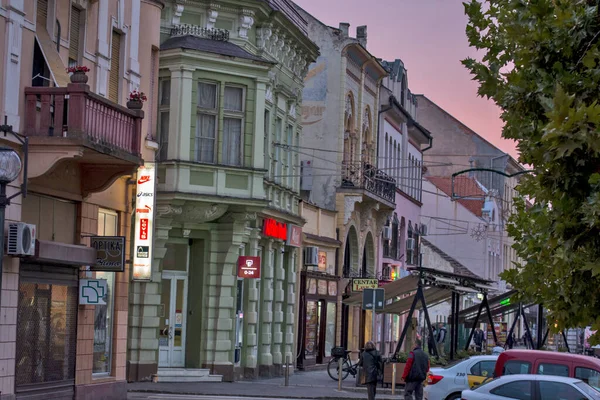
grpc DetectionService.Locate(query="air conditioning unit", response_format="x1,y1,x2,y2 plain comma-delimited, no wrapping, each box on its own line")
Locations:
420,223,428,236
304,246,319,266
7,222,36,256
382,226,392,240
406,238,415,250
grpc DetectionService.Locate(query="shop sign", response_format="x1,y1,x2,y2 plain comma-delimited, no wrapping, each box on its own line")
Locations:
237,256,261,279
133,163,156,281
263,218,287,241
90,236,125,272
287,224,302,247
318,251,327,272
351,278,379,292
79,279,107,305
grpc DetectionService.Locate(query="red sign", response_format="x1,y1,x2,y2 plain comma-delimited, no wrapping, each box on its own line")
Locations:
237,256,261,279
287,224,302,247
140,218,149,240
263,218,287,241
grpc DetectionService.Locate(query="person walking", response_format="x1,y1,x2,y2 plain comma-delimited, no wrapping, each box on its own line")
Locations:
436,323,447,357
402,338,430,400
359,341,382,400
473,327,485,352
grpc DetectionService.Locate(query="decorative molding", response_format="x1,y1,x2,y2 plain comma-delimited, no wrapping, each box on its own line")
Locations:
206,3,219,30
256,24,272,51
344,195,362,225
182,203,228,223
182,229,191,237
171,24,230,41
156,205,183,217
238,9,255,39
172,2,184,26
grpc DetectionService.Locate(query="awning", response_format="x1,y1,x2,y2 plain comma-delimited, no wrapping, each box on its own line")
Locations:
382,287,452,315
434,276,460,285
343,274,419,306
35,23,70,87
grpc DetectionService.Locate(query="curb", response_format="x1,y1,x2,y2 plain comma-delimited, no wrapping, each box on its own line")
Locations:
128,389,402,399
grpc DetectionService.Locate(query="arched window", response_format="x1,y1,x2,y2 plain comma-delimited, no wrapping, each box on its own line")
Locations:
407,221,414,265
391,214,399,260
362,107,372,164
343,93,356,177
384,133,388,171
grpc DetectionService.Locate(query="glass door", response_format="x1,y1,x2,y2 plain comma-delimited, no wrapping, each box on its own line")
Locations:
158,273,188,367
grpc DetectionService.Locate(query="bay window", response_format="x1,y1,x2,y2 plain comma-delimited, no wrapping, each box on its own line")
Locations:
223,86,244,166
196,82,218,163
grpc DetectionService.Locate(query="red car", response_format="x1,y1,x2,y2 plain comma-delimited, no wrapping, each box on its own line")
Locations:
494,349,600,390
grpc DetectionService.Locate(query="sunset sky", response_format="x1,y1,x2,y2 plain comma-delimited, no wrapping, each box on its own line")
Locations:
294,0,519,159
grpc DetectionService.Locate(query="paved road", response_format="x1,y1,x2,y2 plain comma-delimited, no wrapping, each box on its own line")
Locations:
129,395,319,400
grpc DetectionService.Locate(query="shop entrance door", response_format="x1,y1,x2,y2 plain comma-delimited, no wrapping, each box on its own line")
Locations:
158,272,188,367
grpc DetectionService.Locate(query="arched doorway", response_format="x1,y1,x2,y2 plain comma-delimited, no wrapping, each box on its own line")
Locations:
341,225,359,350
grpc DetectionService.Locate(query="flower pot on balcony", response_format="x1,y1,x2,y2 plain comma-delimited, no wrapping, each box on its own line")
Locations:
70,71,88,84
127,100,143,110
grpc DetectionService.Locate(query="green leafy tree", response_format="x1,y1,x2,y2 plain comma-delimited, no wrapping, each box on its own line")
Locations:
462,0,600,342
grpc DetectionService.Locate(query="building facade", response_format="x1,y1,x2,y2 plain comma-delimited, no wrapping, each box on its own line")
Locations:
295,7,394,356
126,0,319,383
375,59,432,355
296,201,340,369
0,0,161,399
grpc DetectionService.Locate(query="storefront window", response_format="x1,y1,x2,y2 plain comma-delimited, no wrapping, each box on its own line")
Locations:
93,209,118,375
325,303,336,356
305,301,319,358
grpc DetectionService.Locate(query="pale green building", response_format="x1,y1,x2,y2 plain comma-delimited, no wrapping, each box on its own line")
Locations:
127,0,318,382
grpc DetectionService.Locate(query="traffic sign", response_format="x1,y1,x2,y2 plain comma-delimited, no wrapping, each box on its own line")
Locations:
362,288,385,311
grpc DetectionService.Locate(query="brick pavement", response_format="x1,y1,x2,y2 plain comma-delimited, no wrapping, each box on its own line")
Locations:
128,370,405,399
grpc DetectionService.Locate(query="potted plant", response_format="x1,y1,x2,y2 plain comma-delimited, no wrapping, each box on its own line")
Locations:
66,65,90,84
127,90,147,110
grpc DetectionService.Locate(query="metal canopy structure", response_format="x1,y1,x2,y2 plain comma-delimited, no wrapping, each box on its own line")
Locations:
343,274,419,306
384,265,495,360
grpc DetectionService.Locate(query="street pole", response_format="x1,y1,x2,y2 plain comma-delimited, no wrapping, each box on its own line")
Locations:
372,289,376,343
337,357,342,391
391,363,396,395
284,354,290,386
0,183,6,308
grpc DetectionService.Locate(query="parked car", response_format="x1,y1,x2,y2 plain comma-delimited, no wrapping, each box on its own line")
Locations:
461,374,600,399
424,355,498,400
494,349,600,389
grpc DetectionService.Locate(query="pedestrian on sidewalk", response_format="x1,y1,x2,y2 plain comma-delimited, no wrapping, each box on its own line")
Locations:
436,323,447,357
359,341,382,400
402,338,430,400
473,327,485,352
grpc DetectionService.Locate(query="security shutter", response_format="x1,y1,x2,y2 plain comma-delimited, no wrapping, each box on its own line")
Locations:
69,7,81,63
37,0,48,27
109,30,121,103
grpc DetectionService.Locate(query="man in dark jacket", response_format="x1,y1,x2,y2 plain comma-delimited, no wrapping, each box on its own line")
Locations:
359,341,382,400
436,323,447,357
474,327,485,352
402,339,430,400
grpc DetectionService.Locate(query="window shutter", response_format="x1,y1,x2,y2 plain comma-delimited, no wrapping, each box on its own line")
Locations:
69,7,81,62
37,0,48,27
109,31,121,103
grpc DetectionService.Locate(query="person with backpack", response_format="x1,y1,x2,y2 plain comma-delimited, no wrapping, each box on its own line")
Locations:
436,323,447,357
402,338,430,400
359,341,382,400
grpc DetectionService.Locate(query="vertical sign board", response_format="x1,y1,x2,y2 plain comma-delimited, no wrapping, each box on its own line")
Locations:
237,256,261,279
362,288,385,311
133,163,156,280
286,224,302,247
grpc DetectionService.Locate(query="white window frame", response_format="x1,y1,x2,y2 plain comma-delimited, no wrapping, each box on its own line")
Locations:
158,78,171,161
222,84,245,166
274,117,283,184
196,81,219,164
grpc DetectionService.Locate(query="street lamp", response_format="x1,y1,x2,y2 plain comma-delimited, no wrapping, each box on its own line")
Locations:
0,117,28,311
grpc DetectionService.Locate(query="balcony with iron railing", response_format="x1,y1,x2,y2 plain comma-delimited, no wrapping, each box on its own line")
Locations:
24,82,144,195
341,161,396,206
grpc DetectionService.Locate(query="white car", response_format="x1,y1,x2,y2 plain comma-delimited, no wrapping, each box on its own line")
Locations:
461,374,600,400
424,355,498,400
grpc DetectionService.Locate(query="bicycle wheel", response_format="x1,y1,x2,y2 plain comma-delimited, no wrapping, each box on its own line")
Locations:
327,357,350,380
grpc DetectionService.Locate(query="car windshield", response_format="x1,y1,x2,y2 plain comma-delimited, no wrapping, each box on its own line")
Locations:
443,357,470,369
575,382,600,400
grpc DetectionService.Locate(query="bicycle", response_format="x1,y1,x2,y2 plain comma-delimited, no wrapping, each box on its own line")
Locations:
327,347,359,381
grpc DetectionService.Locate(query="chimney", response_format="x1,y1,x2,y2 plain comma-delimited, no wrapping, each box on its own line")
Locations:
339,22,349,38
356,25,367,47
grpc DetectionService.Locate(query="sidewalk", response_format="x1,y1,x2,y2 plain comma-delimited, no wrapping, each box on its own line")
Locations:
128,370,405,399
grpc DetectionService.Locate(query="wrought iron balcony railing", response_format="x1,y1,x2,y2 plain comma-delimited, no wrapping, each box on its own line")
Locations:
341,162,396,204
